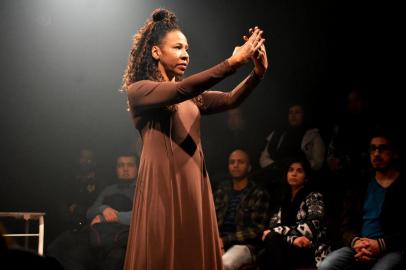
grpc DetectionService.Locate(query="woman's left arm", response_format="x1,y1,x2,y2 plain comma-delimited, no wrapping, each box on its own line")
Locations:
296,192,325,237
199,43,268,114
285,192,325,245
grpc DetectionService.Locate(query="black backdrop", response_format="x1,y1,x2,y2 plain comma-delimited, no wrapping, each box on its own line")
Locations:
0,0,400,244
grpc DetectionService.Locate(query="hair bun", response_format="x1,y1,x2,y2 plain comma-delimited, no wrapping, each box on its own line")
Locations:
151,8,176,22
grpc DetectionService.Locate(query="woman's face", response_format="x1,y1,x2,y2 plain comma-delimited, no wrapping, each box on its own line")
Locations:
287,162,306,189
155,30,189,80
287,105,304,127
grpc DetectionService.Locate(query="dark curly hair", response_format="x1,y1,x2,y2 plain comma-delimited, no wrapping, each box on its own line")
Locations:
122,8,180,89
121,8,203,111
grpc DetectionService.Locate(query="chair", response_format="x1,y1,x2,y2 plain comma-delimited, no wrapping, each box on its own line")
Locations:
0,212,45,255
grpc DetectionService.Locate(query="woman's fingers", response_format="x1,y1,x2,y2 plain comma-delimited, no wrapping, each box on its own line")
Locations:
237,26,267,63
253,38,265,52
246,28,258,43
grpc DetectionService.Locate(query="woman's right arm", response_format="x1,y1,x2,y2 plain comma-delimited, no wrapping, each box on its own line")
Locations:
127,60,236,109
128,27,264,110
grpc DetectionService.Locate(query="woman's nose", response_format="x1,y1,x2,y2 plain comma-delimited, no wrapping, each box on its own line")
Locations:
181,50,189,59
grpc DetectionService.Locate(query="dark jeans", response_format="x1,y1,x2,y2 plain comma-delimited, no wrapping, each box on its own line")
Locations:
318,246,405,270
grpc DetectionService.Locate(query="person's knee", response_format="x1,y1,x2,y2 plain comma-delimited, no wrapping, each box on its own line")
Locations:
317,258,332,270
371,251,405,270
222,259,235,270
222,252,237,270
318,247,354,270
222,245,252,270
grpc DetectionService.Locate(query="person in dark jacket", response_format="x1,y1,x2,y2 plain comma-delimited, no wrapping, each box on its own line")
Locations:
259,157,330,270
319,128,405,270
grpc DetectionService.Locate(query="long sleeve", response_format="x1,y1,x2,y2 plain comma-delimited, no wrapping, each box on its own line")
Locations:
341,178,406,252
271,192,326,246
86,183,135,224
259,132,275,168
302,129,325,171
117,211,132,225
379,178,406,252
199,70,263,114
310,133,325,171
127,60,235,110
221,189,270,247
86,187,112,221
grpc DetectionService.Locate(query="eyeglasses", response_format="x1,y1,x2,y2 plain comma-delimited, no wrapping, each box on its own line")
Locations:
369,144,392,153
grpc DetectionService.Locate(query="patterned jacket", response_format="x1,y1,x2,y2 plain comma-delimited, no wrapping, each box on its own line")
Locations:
215,180,270,248
269,189,330,267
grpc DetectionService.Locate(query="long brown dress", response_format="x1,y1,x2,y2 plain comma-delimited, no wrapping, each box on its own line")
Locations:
124,60,261,270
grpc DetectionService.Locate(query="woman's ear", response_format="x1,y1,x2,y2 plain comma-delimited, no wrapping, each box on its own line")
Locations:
151,46,160,60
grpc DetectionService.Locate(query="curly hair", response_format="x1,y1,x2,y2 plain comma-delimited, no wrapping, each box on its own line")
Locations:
121,8,203,111
122,8,180,90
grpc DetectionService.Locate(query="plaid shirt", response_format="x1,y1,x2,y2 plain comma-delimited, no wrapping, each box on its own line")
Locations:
214,180,270,248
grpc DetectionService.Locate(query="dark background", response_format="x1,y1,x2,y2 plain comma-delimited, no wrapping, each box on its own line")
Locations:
0,0,400,244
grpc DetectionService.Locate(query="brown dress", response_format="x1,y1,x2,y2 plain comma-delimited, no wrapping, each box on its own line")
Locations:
124,61,261,270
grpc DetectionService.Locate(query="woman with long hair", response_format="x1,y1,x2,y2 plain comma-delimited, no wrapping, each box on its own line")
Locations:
122,8,268,270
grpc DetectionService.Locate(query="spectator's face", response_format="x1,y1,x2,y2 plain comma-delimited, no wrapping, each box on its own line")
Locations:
369,137,396,172
288,105,304,127
228,150,251,180
287,162,306,189
116,156,137,181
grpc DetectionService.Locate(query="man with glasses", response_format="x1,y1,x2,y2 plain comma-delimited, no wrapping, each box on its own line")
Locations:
319,128,405,270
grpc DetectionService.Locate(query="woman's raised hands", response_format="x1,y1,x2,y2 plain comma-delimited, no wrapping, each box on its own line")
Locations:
228,27,265,69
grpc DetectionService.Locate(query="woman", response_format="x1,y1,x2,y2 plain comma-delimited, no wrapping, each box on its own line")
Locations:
259,158,330,270
121,8,268,270
259,104,325,172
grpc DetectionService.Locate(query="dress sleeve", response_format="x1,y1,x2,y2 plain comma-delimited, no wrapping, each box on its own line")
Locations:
199,70,263,114
127,60,235,110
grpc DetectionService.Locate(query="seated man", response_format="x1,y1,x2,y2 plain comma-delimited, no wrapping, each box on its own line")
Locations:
319,128,405,270
214,149,270,270
47,153,138,270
